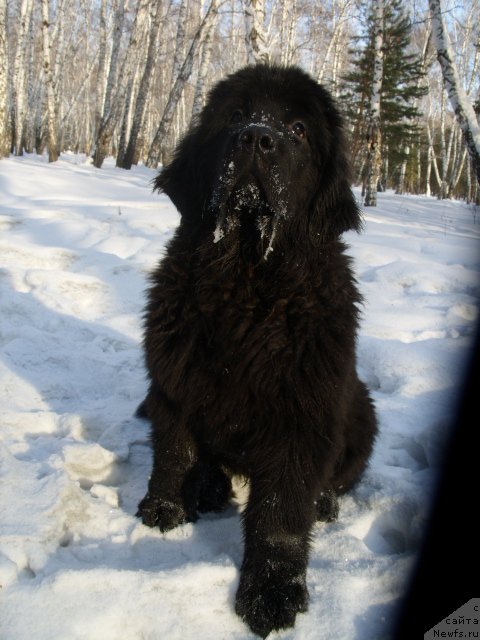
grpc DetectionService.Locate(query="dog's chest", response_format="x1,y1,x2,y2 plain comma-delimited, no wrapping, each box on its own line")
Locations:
190,266,326,390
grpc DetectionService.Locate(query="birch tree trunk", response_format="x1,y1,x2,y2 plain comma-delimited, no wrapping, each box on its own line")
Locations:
192,0,218,118
146,0,219,168
243,0,269,64
172,0,188,80
396,145,409,194
12,0,33,155
114,0,151,167
0,0,10,157
364,0,384,207
426,121,442,193
425,143,432,197
317,0,352,90
279,0,296,66
41,0,58,162
94,0,108,139
429,0,480,187
23,7,35,153
92,0,125,169
116,75,135,168
451,145,467,193
121,0,163,170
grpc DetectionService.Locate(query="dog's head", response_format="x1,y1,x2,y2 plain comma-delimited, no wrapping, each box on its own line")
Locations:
154,64,361,254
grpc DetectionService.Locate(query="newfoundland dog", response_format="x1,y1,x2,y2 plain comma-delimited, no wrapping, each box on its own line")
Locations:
136,64,377,637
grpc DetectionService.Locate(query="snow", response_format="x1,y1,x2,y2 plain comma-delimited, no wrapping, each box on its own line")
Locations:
1,152,479,639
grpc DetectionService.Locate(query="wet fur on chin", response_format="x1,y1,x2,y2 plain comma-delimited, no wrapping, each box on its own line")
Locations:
136,63,377,638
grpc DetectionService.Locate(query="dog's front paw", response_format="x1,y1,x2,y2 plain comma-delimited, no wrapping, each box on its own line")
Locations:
235,570,308,638
136,494,191,532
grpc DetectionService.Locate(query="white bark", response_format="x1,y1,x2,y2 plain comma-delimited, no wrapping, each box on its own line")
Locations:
0,0,10,156
122,0,163,169
23,6,36,153
317,0,352,88
425,143,432,197
243,0,269,64
396,145,409,194
12,0,33,155
95,0,108,137
426,121,442,193
41,0,58,162
192,0,218,117
146,0,219,167
52,0,66,99
278,0,296,66
429,0,480,186
93,0,125,168
364,0,384,207
114,0,151,166
451,145,468,193
439,90,449,197
172,0,188,80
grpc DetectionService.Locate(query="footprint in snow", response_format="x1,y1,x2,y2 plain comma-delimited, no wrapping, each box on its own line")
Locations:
363,501,418,556
384,436,429,472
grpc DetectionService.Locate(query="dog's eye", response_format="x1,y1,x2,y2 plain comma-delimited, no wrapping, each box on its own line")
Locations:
291,121,306,139
230,110,244,124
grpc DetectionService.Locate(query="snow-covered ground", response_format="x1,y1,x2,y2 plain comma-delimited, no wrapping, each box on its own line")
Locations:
0,153,479,639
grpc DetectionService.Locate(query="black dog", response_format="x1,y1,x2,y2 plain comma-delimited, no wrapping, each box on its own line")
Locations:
136,64,377,637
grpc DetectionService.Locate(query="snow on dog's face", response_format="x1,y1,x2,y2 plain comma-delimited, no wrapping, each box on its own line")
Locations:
154,64,361,255
209,108,309,258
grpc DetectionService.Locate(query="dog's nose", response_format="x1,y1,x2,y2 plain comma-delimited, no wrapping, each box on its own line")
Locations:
239,125,276,153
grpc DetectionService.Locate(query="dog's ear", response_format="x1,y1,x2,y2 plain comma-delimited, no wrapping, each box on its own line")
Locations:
308,92,363,244
153,128,205,218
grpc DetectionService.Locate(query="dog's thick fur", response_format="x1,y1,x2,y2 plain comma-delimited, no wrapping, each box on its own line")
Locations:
136,64,377,637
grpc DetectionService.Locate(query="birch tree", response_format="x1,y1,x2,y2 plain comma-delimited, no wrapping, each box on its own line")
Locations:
92,0,125,169
243,0,269,64
278,0,296,66
41,0,58,162
12,0,33,155
0,0,9,157
192,0,218,117
22,0,37,152
429,0,480,186
317,0,353,90
364,0,384,206
121,0,163,170
146,0,219,167
115,0,152,166
94,0,108,139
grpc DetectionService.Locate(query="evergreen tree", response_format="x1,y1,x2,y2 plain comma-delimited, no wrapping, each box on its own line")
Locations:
340,0,426,192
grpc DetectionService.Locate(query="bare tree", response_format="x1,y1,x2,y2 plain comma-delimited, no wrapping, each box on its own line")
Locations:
364,0,384,206
94,0,108,139
92,0,125,169
243,0,269,64
0,0,10,157
115,0,152,166
317,0,354,91
146,0,219,168
121,0,163,170
41,0,58,162
192,0,218,117
1,0,477,200
12,0,33,155
277,0,297,65
429,0,480,186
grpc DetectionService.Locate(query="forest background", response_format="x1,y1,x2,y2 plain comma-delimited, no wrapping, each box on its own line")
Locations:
0,0,479,204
